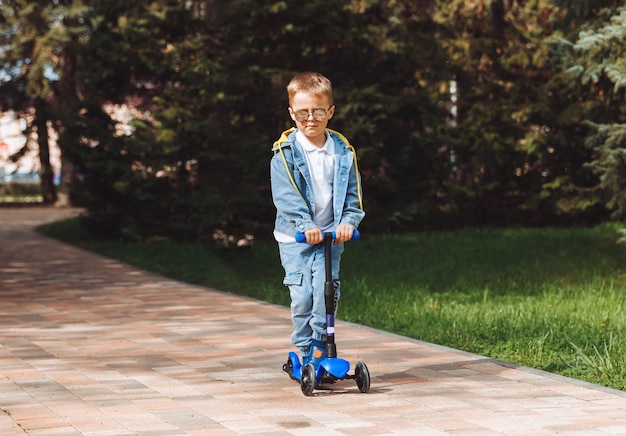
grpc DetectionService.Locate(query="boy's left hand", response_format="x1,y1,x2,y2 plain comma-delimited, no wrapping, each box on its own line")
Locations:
334,224,355,243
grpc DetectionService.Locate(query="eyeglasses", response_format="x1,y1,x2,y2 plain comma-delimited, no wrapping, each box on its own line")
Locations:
291,106,333,122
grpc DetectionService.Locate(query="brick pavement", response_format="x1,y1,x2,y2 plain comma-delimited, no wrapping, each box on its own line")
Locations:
1,206,626,435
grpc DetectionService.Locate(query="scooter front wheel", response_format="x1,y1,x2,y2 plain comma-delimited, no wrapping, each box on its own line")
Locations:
355,361,370,393
283,359,292,373
301,363,316,396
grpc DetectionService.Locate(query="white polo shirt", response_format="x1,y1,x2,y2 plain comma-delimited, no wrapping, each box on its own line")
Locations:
299,130,335,231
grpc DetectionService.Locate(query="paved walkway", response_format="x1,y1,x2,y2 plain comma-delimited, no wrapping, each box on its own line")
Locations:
1,207,626,435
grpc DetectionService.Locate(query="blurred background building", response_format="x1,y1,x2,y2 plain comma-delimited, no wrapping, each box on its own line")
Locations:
0,110,61,184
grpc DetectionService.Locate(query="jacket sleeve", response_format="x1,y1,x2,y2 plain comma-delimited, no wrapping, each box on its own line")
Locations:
270,147,316,234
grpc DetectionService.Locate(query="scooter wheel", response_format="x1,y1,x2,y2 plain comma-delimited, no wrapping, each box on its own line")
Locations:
355,361,370,393
301,363,316,396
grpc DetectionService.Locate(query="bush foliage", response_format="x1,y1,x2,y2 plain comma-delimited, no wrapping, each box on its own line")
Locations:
3,1,626,239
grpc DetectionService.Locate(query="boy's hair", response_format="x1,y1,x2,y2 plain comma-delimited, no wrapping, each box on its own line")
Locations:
287,71,334,105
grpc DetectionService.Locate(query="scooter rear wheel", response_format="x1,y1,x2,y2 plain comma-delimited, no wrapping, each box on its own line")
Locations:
301,363,316,396
355,361,370,393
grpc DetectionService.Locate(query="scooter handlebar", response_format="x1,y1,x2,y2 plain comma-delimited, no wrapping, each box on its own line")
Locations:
295,229,360,243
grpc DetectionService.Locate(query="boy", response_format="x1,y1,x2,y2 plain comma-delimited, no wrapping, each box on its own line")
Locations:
270,71,365,373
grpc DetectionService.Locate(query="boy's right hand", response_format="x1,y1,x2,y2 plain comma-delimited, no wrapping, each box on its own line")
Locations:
304,228,323,244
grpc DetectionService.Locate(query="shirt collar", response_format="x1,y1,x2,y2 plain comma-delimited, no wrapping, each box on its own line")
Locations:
296,130,334,154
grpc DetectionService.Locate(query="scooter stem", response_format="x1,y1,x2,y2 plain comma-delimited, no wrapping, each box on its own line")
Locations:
323,232,338,358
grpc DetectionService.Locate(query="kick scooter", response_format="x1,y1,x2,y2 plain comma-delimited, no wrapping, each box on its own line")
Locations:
282,229,370,396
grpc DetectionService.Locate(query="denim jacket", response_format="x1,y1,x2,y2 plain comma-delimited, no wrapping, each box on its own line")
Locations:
270,128,365,237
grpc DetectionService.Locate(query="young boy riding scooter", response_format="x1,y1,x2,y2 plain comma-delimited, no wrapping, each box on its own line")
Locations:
270,71,365,375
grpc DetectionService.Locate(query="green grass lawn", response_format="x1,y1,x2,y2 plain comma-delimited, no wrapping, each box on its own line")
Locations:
39,219,626,391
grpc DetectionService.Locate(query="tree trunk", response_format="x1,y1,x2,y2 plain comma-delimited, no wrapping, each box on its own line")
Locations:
54,31,79,208
490,0,505,59
34,98,57,204
55,153,74,207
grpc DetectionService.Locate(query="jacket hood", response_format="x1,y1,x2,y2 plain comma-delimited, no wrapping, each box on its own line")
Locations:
271,127,353,152
272,128,296,152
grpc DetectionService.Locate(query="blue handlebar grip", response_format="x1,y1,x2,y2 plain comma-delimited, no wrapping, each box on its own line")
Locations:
295,229,360,243
340,229,360,241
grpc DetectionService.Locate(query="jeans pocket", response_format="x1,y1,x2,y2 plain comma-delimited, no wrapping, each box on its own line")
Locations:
283,271,303,286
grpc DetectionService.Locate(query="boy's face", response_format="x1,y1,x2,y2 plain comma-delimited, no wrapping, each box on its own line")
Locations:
289,92,334,147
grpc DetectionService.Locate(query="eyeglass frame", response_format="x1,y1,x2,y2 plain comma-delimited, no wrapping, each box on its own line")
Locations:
290,105,334,122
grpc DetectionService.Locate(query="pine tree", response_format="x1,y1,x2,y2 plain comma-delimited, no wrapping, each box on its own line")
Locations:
574,7,626,226
547,2,626,226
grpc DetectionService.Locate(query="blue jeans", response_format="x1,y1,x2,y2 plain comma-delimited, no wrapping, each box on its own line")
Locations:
278,240,344,356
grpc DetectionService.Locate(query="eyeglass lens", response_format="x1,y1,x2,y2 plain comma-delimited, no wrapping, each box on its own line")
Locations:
294,109,328,122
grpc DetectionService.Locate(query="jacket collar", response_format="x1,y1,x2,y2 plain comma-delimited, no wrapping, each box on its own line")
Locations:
296,130,335,154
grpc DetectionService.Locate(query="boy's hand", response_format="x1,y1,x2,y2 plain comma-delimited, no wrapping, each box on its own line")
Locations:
334,224,355,243
304,228,323,244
